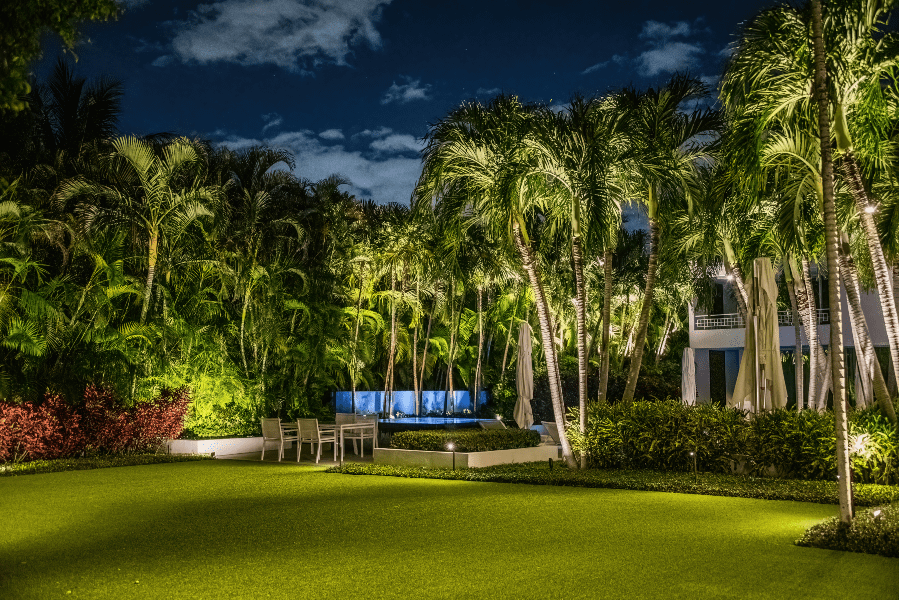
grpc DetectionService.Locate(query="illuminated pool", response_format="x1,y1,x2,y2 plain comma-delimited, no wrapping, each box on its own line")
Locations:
376,416,488,433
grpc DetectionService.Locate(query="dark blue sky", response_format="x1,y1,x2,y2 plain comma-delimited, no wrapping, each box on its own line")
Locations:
34,0,773,205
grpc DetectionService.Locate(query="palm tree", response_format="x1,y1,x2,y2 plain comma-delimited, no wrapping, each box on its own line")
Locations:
617,74,722,403
416,95,578,467
57,136,216,325
810,0,853,523
530,95,623,461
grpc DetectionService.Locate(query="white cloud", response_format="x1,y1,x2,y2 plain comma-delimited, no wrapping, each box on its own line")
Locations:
581,61,608,75
381,77,432,104
214,128,421,204
476,87,501,96
151,55,175,67
167,0,391,72
319,128,345,140
639,20,692,40
636,42,703,76
369,134,422,154
355,126,393,138
261,113,283,134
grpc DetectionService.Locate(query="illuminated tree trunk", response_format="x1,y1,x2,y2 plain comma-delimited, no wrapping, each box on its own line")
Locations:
623,202,659,404
784,264,804,410
513,220,576,467
812,0,852,523
598,250,613,404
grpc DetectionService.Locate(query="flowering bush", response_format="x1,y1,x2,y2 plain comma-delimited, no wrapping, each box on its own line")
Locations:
0,386,191,462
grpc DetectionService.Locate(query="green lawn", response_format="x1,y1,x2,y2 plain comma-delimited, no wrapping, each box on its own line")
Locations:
1,461,897,599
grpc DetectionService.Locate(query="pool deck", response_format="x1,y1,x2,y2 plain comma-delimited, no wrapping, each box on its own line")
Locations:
217,442,374,467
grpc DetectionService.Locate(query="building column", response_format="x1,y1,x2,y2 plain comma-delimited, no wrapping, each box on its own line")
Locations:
694,348,710,404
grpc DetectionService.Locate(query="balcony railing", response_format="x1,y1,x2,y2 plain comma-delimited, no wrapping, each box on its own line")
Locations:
694,309,830,331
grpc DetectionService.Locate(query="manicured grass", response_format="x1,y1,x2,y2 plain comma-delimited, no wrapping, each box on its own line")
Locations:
1,461,897,599
329,462,899,506
0,453,213,477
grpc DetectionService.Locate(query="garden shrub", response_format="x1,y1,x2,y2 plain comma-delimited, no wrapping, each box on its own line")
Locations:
0,385,191,462
390,428,540,452
796,503,899,558
566,398,899,484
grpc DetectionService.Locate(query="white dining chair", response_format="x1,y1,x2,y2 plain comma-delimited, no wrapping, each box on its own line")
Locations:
297,419,337,463
343,414,378,457
260,417,298,461
335,412,357,455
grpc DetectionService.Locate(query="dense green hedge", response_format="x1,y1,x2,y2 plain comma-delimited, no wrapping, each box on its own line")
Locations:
796,503,899,558
328,461,899,506
389,429,540,452
565,399,899,484
0,453,213,476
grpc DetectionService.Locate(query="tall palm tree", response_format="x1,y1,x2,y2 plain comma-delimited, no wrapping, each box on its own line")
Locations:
617,75,722,403
530,95,623,460
416,95,578,467
57,136,215,325
811,0,853,523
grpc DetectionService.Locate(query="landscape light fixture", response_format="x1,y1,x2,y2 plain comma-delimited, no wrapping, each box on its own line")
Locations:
865,203,877,214
495,414,502,420
873,509,883,521
725,274,734,281
447,442,455,470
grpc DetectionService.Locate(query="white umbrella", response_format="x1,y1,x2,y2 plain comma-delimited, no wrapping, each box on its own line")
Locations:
514,321,534,429
682,347,696,405
731,257,788,411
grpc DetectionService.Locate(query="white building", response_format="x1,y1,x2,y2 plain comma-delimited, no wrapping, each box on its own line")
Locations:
687,266,897,406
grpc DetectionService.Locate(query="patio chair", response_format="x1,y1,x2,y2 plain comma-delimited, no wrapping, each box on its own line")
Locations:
297,419,337,463
479,419,507,430
335,412,358,455
343,414,378,457
260,417,298,462
542,420,561,445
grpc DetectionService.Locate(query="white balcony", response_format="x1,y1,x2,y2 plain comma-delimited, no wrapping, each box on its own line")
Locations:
693,309,830,331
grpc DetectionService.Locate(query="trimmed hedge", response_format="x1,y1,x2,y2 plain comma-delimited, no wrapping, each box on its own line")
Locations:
0,452,213,477
327,461,899,507
796,503,899,558
566,399,899,484
0,385,191,462
390,428,540,452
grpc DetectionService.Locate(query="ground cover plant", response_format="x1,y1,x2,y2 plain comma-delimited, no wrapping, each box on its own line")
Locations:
389,428,540,452
329,461,899,507
797,502,899,558
1,460,896,599
0,453,211,477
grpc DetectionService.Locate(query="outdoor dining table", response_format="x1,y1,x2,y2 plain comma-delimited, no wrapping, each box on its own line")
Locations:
280,421,369,462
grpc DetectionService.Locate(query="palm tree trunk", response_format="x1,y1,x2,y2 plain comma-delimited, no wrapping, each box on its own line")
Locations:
351,265,366,413
655,313,671,364
598,250,613,404
784,265,805,410
840,153,899,408
473,285,484,414
141,231,158,325
412,278,420,416
239,280,252,377
384,266,397,415
513,220,576,467
419,310,433,413
572,234,588,469
812,0,852,523
797,257,825,404
500,296,518,375
840,236,897,423
622,213,660,404
722,237,748,319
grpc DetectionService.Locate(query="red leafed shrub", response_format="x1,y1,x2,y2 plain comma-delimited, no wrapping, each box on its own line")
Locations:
130,388,190,451
0,386,192,462
0,395,84,462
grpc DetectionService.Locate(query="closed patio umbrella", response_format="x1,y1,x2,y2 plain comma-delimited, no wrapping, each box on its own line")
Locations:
682,347,696,405
731,257,788,411
514,321,534,430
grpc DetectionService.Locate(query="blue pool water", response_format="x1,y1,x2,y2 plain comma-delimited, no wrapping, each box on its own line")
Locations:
335,390,487,415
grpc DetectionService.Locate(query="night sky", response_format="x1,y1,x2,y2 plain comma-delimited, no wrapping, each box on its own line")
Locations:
33,0,774,206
